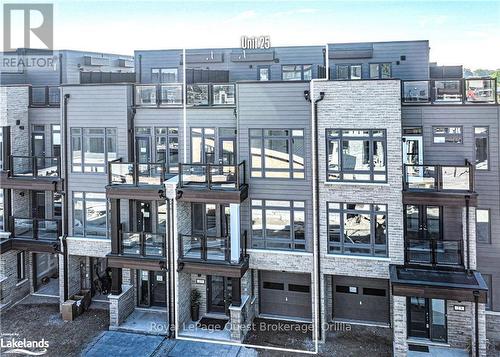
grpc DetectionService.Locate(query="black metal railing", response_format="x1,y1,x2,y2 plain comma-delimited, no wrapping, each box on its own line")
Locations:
405,239,463,267
403,162,474,192
30,86,60,107
108,158,167,186
401,78,497,105
120,231,166,257
134,83,236,107
11,217,61,240
179,230,247,263
9,155,60,178
178,161,246,190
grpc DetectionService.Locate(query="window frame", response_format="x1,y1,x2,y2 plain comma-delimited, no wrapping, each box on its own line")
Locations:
72,192,108,238
482,273,492,310
190,127,216,164
327,202,388,257
369,63,392,79
17,251,26,282
257,65,271,81
155,127,179,173
474,126,489,170
432,126,463,145
251,199,306,251
71,128,117,173
326,129,387,183
476,208,491,244
281,64,312,81
151,67,178,83
250,128,305,179
336,64,363,80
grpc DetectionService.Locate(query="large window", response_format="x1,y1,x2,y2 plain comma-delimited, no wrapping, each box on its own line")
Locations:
156,127,179,172
432,127,463,144
73,192,108,238
336,64,362,80
326,129,386,182
474,127,489,170
327,202,387,256
483,274,492,310
191,128,215,164
258,65,270,81
369,63,391,79
250,129,305,179
17,251,26,281
151,68,178,83
251,200,305,251
51,124,61,157
476,209,490,243
282,65,312,81
71,128,117,173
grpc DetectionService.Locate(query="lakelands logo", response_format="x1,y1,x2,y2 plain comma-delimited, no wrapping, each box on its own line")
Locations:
0,337,49,355
3,3,54,51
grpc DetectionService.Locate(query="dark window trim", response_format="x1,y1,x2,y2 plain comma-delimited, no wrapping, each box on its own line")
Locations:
327,202,388,257
190,127,216,164
257,65,271,81
72,191,108,238
368,62,392,79
335,63,363,80
326,129,387,183
432,126,463,145
251,199,306,251
281,64,312,81
475,208,491,244
474,126,489,171
70,127,117,173
151,67,179,83
16,251,26,282
249,128,305,180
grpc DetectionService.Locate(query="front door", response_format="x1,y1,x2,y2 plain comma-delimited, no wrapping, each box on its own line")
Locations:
403,135,423,165
207,276,231,314
138,270,166,308
32,129,45,157
405,205,442,264
136,136,151,163
32,191,46,219
408,297,447,342
136,201,152,232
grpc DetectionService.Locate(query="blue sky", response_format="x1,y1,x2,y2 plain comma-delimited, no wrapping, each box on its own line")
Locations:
5,0,500,69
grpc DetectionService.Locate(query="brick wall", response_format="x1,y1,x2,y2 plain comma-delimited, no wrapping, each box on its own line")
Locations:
109,284,135,327
0,250,30,309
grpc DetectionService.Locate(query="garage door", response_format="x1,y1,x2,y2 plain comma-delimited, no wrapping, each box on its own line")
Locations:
260,271,312,320
333,276,389,324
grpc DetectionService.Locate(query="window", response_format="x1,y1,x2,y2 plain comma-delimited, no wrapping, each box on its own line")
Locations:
71,128,117,173
0,190,3,231
51,125,61,157
289,284,310,293
53,192,62,218
250,129,305,179
151,68,178,83
282,65,312,81
474,127,489,170
191,128,215,164
0,127,3,170
369,63,391,79
212,85,235,105
433,127,463,144
263,282,284,290
466,79,496,103
156,127,179,173
363,288,386,296
326,129,386,182
476,209,490,243
251,200,305,251
258,65,270,81
336,285,358,294
73,192,108,238
483,274,492,310
17,252,26,281
327,202,387,256
336,64,362,80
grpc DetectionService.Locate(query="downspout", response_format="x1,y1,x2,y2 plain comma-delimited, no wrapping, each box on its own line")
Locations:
465,195,471,273
59,53,63,85
62,92,70,300
166,197,173,338
138,55,142,84
169,198,176,338
306,89,325,340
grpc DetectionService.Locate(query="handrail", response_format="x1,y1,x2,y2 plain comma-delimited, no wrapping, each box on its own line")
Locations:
9,155,60,178
405,238,463,267
11,217,62,240
403,162,474,192
120,230,166,257
108,158,167,186
178,161,246,190
179,233,233,262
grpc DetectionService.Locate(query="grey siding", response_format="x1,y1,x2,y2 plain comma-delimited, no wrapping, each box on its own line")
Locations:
328,40,430,80
237,82,313,251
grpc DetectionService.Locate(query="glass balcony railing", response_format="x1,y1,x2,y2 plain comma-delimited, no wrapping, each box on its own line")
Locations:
406,239,463,267
30,86,60,107
9,156,60,178
108,159,167,186
178,161,246,190
134,83,236,107
12,217,61,240
402,78,497,104
121,231,165,257
179,231,247,263
403,163,474,192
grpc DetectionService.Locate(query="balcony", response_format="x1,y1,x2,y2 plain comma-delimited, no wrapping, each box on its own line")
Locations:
30,86,60,107
7,217,61,253
178,231,249,278
133,83,236,107
405,239,463,268
0,155,62,191
177,162,248,203
403,162,477,206
402,78,497,105
106,159,171,200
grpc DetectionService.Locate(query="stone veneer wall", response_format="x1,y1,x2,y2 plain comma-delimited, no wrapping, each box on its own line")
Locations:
0,250,30,309
486,313,500,344
392,296,408,357
109,284,135,327
177,272,192,329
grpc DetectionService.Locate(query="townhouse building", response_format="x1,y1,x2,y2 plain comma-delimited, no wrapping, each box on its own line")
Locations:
1,41,498,356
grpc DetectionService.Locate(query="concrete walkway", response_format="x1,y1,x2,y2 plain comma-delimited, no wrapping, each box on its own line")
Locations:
83,331,257,357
